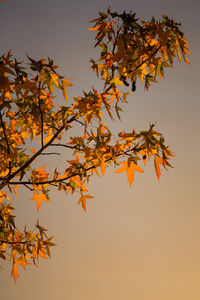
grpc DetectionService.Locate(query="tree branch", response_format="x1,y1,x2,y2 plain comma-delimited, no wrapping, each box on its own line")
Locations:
0,115,77,189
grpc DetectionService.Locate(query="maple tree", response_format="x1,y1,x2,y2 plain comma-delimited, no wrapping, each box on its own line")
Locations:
0,8,190,282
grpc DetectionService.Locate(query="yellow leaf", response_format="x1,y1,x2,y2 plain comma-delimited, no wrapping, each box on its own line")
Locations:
51,74,59,88
62,79,72,103
110,77,124,85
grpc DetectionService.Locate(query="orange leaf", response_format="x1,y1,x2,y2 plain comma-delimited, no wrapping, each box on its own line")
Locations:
139,150,147,165
62,85,68,103
154,156,164,180
114,161,143,186
114,161,127,174
30,192,50,211
62,79,73,87
127,162,144,186
100,159,106,176
14,186,20,198
62,79,73,103
30,148,36,153
88,25,101,31
78,195,94,212
39,249,47,259
12,262,18,283
67,153,79,164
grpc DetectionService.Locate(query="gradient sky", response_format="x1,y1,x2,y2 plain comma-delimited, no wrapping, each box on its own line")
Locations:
1,0,200,299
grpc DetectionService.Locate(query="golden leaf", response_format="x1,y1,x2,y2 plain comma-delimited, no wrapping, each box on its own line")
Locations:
110,77,124,85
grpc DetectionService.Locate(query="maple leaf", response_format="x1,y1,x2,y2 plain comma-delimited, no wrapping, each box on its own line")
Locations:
30,191,50,211
154,156,165,180
114,161,144,186
78,194,94,212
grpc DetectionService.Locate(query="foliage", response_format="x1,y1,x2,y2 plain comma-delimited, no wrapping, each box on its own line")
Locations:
0,8,190,282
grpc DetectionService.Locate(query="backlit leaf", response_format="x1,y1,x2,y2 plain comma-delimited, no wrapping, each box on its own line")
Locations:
12,263,18,283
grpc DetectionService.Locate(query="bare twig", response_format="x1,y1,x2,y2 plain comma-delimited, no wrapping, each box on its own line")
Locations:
24,184,34,191
0,240,28,245
0,112,12,175
40,152,61,156
75,119,84,126
50,144,79,150
46,124,60,131
38,83,44,147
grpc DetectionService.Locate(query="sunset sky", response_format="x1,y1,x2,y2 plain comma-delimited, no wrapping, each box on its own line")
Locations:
1,0,200,299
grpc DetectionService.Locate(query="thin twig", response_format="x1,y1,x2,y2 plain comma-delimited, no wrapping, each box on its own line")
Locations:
46,124,60,131
0,112,12,175
50,144,79,150
0,240,28,245
38,83,44,147
40,152,61,156
75,119,84,126
24,184,34,191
